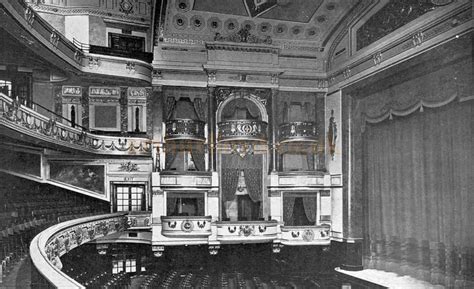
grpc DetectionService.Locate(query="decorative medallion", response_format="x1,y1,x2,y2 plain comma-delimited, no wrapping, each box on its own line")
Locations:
316,15,326,23
181,220,194,232
176,0,190,12
306,27,319,38
291,26,303,36
239,225,255,237
274,23,287,35
258,22,272,34
242,20,256,32
302,229,315,242
190,15,205,31
173,14,188,30
119,0,134,15
208,17,222,31
224,18,239,32
118,161,139,172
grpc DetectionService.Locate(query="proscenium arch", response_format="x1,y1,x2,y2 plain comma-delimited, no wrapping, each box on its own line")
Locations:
216,91,269,123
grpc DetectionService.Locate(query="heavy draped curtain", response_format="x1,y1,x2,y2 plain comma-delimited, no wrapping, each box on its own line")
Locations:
283,195,317,225
221,154,263,202
364,100,473,281
302,197,317,223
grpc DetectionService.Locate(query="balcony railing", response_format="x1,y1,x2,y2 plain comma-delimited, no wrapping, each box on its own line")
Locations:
279,122,318,143
164,119,206,142
217,120,268,142
89,45,153,63
30,213,127,288
126,212,151,229
216,220,278,243
0,94,152,155
280,225,331,245
160,216,212,238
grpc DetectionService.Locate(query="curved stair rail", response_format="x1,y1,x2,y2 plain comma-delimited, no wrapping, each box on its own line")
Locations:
0,94,152,156
30,213,128,288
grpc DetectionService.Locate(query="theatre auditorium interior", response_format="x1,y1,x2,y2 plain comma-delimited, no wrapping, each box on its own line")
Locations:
0,0,472,288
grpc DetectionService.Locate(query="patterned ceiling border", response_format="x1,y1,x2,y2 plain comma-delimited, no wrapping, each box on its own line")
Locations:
28,3,151,25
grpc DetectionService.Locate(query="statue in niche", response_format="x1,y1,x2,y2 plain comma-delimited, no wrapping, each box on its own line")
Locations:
328,109,337,160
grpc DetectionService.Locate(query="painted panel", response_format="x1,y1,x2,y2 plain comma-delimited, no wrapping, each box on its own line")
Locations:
49,163,105,195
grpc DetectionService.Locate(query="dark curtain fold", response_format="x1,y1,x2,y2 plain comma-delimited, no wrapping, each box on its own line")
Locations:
167,197,178,215
197,197,205,216
165,148,177,170
283,196,295,225
190,145,205,171
221,168,240,202
243,168,262,202
306,153,315,171
193,98,206,121
166,97,176,120
364,100,473,282
302,197,317,224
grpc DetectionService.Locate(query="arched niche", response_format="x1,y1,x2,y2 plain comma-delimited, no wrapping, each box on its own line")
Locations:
216,92,268,123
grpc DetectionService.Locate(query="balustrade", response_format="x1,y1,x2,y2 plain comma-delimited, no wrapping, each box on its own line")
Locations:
217,120,268,142
0,94,151,155
279,122,318,143
164,119,206,141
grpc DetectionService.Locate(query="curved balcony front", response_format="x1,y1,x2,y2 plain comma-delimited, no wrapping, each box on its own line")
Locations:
30,213,127,288
164,119,206,142
217,120,268,142
0,94,151,155
160,216,212,238
279,122,318,143
280,225,331,245
216,220,278,244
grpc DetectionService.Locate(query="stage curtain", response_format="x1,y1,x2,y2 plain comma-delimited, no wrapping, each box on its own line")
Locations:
302,196,317,224
283,196,296,226
221,168,240,202
243,168,262,202
364,100,473,283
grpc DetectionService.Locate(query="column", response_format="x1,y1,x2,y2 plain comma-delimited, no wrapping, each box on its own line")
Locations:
207,86,216,172
270,89,278,172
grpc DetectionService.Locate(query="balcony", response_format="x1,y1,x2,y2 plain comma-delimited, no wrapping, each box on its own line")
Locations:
216,220,278,244
279,122,318,143
125,212,151,230
280,225,331,245
89,45,153,63
164,119,206,142
160,216,212,238
154,171,214,188
217,120,268,142
0,94,151,156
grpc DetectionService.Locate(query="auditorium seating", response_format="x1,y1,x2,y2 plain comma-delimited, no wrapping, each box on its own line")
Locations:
0,173,109,281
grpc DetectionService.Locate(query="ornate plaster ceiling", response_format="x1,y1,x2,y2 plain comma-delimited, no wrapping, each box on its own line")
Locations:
163,0,364,52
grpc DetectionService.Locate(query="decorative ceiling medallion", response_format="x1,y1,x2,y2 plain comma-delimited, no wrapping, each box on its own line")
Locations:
242,20,256,32
326,2,336,10
207,17,222,31
190,15,205,31
258,22,272,34
274,23,287,35
291,26,302,36
176,0,190,12
224,18,239,32
316,15,326,23
306,27,319,37
173,14,188,30
119,0,134,15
